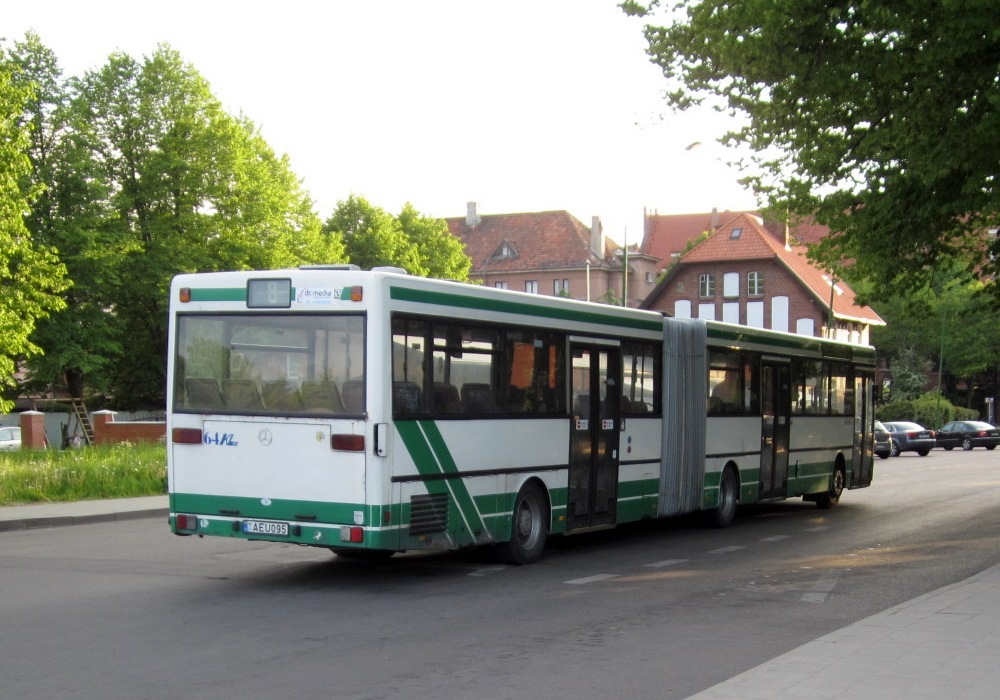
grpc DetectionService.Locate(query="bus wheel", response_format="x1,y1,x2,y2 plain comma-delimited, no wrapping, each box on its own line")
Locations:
496,481,548,565
705,467,738,528
816,466,845,510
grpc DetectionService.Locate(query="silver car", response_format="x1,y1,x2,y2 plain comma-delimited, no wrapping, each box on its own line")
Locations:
0,426,21,451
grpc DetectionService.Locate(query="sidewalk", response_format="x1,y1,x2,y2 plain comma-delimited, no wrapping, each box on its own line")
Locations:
1,496,999,698
690,562,1000,699
0,495,168,532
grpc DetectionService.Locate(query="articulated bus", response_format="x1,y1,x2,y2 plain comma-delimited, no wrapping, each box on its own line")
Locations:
167,266,876,564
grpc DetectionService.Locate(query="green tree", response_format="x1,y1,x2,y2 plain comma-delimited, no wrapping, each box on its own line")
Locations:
0,52,68,411
65,45,344,407
324,197,471,278
396,202,471,280
8,32,121,400
626,1,1000,303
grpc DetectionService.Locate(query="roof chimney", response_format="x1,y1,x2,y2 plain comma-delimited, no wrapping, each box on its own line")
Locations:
466,201,480,228
591,216,604,256
711,207,719,229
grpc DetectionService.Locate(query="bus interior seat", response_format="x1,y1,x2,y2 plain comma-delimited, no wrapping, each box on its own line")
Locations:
573,394,590,416
223,379,263,410
263,380,304,411
300,381,344,412
393,381,423,416
185,378,225,409
461,383,496,414
341,380,364,413
432,382,463,413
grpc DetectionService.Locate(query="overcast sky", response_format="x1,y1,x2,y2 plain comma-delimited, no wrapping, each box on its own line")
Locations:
5,0,758,246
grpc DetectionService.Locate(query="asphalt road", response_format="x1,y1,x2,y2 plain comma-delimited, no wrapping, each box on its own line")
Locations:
2,448,999,700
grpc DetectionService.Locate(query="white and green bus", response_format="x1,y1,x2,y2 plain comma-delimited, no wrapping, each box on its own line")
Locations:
167,266,876,564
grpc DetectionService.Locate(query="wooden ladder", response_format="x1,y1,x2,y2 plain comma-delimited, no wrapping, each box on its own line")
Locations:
70,398,95,446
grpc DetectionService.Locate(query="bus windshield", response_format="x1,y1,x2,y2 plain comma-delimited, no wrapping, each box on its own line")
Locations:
173,313,365,416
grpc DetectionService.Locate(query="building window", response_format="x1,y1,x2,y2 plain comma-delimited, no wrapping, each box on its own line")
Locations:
698,273,715,298
553,279,570,296
747,271,764,296
494,281,508,290
525,280,538,294
723,272,739,298
730,227,743,239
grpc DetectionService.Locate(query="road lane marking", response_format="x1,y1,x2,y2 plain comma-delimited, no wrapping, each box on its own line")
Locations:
802,570,842,603
565,574,619,585
709,546,746,554
761,535,791,542
644,559,689,569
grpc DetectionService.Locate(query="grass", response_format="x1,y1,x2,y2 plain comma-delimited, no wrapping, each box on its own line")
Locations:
0,441,167,506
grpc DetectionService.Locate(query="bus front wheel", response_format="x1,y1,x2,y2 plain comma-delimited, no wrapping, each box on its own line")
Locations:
816,466,845,510
496,481,548,565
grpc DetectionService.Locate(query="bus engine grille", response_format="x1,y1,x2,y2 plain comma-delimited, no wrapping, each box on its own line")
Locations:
409,493,449,535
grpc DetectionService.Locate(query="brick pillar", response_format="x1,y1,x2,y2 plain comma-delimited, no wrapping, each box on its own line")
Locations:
19,410,47,450
91,410,116,446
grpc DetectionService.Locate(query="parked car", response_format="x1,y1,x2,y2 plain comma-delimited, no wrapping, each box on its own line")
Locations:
883,421,936,457
934,420,1000,451
874,420,892,459
0,426,21,451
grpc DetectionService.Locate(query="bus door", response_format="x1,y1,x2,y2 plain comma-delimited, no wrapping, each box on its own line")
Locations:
851,371,875,487
759,360,791,499
567,340,621,530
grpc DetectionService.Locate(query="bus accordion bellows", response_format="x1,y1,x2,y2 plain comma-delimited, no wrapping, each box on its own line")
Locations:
167,266,876,564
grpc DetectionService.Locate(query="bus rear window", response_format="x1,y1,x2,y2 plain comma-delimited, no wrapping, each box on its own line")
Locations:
173,314,365,416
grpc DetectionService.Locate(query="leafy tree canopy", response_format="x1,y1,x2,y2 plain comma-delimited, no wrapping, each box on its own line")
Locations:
324,196,471,279
0,50,68,411
624,0,1000,304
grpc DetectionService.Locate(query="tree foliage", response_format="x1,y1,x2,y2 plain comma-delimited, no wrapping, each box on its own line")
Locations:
324,196,471,279
5,36,347,407
0,47,68,411
626,0,1000,303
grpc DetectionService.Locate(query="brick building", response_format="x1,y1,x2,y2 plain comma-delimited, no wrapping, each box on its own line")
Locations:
446,202,660,308
640,211,884,343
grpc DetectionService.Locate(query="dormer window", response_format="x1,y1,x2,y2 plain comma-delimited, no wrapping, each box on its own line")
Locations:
491,240,519,261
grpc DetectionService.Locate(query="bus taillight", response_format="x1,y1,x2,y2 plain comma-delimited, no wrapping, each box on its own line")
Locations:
175,514,198,530
172,428,203,444
340,526,364,543
331,434,365,451
349,285,363,301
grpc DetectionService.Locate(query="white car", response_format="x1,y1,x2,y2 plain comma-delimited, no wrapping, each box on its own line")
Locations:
0,426,21,451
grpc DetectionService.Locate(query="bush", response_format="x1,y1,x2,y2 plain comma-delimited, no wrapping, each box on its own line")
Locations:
876,391,978,427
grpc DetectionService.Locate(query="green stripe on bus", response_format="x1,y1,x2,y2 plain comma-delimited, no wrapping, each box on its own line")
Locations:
390,286,663,332
395,421,487,536
188,288,247,302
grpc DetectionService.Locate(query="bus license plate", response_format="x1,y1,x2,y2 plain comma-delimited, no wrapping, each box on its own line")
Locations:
243,520,289,536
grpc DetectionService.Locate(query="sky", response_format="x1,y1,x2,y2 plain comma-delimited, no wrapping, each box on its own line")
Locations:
4,0,759,247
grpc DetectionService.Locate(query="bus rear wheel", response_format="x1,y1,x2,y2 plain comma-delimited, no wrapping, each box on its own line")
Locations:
496,481,548,565
816,466,845,510
705,467,738,528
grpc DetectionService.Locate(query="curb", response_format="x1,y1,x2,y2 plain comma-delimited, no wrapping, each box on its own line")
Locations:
0,507,169,533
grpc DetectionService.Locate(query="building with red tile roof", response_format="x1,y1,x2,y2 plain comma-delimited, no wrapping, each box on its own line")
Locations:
641,208,832,271
446,202,660,307
640,211,884,344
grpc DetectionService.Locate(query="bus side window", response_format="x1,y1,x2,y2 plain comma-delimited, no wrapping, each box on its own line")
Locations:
462,383,496,414
432,382,463,414
393,381,423,416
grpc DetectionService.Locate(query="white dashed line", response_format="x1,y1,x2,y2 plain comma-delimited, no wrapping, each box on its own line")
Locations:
565,574,620,585
761,535,791,542
709,545,746,555
644,559,689,569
